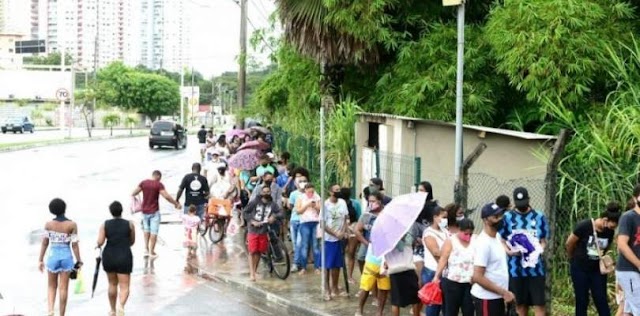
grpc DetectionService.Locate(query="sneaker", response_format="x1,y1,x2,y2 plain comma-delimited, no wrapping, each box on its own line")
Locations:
291,265,299,273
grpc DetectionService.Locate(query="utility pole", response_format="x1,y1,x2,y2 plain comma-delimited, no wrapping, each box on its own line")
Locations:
191,66,195,127
180,65,184,126
59,0,66,131
238,0,247,128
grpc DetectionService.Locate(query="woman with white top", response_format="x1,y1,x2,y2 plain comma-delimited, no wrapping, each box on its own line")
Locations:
422,204,449,316
433,218,475,316
294,183,322,274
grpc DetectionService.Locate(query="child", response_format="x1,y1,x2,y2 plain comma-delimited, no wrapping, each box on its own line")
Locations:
182,205,201,257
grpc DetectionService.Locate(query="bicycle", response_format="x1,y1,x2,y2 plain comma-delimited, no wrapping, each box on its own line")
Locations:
261,224,291,280
198,211,230,243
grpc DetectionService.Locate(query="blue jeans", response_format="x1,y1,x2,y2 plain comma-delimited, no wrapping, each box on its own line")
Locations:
184,203,206,219
422,267,442,316
570,261,610,316
290,220,301,263
296,222,320,269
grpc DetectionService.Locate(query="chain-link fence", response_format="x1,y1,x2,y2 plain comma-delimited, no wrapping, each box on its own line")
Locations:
465,172,547,230
376,150,421,197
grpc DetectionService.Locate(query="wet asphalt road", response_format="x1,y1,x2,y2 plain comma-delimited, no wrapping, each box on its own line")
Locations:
0,136,286,315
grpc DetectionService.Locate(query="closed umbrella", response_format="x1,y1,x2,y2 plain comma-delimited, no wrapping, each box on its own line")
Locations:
91,248,102,298
250,126,270,135
370,192,428,257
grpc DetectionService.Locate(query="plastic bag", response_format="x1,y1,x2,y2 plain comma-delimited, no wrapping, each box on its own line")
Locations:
418,281,442,305
74,271,86,294
131,196,143,214
226,221,238,236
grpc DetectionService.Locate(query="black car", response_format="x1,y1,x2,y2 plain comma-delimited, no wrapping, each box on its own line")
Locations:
2,117,34,134
149,120,187,149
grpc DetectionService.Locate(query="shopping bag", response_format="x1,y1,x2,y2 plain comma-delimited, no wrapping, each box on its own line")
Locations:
130,196,143,214
418,281,442,305
226,221,238,236
74,271,86,294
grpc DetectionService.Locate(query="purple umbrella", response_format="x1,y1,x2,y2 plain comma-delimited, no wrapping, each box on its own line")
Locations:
238,140,270,151
227,148,262,170
226,129,246,139
370,192,428,257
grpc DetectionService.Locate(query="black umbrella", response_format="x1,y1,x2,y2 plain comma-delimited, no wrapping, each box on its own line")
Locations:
91,248,102,298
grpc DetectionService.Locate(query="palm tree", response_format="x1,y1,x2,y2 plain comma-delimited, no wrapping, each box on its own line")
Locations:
102,113,121,136
124,115,138,135
275,0,380,99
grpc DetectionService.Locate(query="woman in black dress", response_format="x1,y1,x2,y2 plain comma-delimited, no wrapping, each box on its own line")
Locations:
96,201,135,316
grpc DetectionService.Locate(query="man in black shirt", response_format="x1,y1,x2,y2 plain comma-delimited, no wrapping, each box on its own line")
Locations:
197,125,208,160
176,163,210,219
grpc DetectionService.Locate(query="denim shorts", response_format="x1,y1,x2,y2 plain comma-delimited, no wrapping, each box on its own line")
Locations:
46,244,74,273
142,211,161,235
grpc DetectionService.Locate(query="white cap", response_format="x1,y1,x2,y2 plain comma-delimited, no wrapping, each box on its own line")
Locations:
266,152,275,160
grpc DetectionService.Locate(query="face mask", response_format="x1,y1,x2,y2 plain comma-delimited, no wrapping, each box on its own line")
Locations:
261,194,272,201
264,180,273,186
456,215,465,222
491,220,504,231
298,181,308,190
370,202,381,211
458,233,471,243
218,169,226,175
438,218,448,230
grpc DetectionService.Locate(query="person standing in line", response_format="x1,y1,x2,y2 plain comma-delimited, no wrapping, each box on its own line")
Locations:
422,204,449,316
615,184,640,315
39,198,83,316
413,181,436,287
295,183,322,275
566,202,620,316
342,186,363,284
197,125,208,161
471,203,515,316
244,185,282,282
386,232,422,316
176,163,209,219
132,170,181,258
499,187,549,316
369,178,392,205
433,219,476,316
322,184,349,300
288,168,310,273
96,201,135,316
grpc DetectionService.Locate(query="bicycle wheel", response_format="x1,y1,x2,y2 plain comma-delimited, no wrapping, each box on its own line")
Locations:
268,237,290,280
198,216,209,236
208,218,225,243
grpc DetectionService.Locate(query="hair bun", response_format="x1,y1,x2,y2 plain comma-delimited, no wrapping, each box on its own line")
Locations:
606,201,621,213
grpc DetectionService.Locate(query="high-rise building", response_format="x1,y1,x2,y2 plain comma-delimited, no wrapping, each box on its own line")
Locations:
136,0,189,72
1,0,30,36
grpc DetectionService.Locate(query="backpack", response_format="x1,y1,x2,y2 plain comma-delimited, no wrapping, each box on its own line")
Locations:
345,198,357,224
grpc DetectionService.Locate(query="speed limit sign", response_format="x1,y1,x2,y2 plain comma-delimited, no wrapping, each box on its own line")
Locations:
56,88,70,101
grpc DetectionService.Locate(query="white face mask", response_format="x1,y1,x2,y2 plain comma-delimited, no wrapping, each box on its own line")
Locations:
438,218,448,230
297,181,308,190
456,216,465,222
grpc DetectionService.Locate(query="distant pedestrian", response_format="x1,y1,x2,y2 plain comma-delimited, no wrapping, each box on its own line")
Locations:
322,184,349,300
566,202,620,316
422,204,449,316
499,187,549,316
96,201,135,316
176,163,209,219
132,170,181,258
197,125,207,160
244,185,282,282
615,184,640,315
39,198,83,316
471,203,514,316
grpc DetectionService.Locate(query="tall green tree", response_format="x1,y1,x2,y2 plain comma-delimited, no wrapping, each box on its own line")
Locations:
23,52,73,65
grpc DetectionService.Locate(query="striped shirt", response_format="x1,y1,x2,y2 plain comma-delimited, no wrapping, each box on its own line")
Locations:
499,209,549,277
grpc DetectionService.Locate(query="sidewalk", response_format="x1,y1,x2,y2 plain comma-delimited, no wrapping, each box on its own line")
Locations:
188,222,390,316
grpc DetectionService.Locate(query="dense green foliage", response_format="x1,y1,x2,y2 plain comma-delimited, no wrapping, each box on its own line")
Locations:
248,0,640,312
23,52,73,66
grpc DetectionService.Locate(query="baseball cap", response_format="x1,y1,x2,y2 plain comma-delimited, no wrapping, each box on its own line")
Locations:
370,178,384,190
481,203,506,219
513,187,530,209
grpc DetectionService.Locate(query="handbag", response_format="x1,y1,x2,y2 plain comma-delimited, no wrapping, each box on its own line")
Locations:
130,196,143,214
418,281,442,305
591,219,615,275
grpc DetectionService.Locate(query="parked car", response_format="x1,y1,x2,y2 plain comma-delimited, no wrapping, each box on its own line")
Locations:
148,120,187,149
1,117,34,134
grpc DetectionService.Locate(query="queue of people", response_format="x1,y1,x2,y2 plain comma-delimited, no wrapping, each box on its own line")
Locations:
38,124,640,316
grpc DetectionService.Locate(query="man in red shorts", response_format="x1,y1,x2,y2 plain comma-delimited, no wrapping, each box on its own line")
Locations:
244,185,282,281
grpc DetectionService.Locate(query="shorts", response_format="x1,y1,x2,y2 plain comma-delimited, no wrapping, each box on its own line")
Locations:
473,298,506,316
360,262,391,291
323,240,344,269
142,211,161,235
390,270,420,307
617,271,640,315
356,243,368,261
247,233,268,254
509,276,546,306
46,245,74,273
185,203,206,219
200,143,207,150
348,223,357,238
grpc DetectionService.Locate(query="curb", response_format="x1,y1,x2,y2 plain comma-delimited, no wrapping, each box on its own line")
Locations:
193,264,334,316
0,133,147,153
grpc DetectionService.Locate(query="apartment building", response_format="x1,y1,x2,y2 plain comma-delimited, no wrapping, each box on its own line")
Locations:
1,0,30,36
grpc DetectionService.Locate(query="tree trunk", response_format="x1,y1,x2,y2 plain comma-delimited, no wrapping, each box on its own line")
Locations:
129,126,132,135
110,126,113,136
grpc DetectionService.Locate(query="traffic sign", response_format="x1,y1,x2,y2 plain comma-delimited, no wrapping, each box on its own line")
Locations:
189,97,198,106
56,88,70,101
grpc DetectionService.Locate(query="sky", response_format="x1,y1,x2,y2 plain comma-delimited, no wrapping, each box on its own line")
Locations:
186,0,278,77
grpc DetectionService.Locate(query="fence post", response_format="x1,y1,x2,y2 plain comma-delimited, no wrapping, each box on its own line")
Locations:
351,146,357,198
414,157,422,189
457,143,487,210
544,129,569,315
